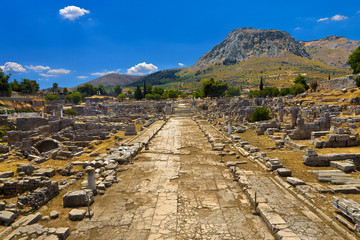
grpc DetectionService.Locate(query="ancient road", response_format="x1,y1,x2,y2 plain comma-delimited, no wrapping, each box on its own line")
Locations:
70,117,274,239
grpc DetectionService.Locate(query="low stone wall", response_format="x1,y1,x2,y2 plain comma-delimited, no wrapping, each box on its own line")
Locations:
317,74,359,92
0,177,49,196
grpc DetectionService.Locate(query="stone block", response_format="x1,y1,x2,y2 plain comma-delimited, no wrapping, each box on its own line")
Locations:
286,177,305,186
50,210,59,219
63,189,94,208
277,168,292,177
0,210,16,226
0,171,14,178
56,227,70,240
69,209,86,221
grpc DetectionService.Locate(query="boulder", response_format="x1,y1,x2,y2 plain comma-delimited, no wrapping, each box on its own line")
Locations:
63,189,94,208
0,171,14,178
69,209,86,221
0,210,16,226
50,210,59,219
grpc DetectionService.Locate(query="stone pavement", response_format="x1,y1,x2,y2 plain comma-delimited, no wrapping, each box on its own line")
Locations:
70,117,274,239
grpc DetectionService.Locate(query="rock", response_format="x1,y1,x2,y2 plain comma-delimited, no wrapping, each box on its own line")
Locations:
277,168,292,177
305,149,317,157
42,216,50,221
0,210,16,226
69,209,86,221
17,164,35,175
63,189,94,208
0,202,5,211
286,177,306,186
56,227,70,240
34,168,56,178
0,171,14,178
50,210,59,219
60,179,68,185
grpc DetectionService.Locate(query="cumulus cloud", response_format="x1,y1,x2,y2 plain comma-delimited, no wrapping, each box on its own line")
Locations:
91,69,121,76
39,73,55,78
317,17,329,22
127,62,158,75
178,63,185,67
331,14,348,21
59,6,90,21
47,69,71,75
26,65,50,72
0,62,26,73
77,76,88,79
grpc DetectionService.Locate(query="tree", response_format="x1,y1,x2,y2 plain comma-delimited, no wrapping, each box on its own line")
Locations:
10,79,20,92
65,92,82,104
19,79,39,94
117,93,126,101
0,69,11,97
114,85,122,96
261,87,280,97
294,74,309,90
328,73,331,80
225,87,241,97
134,84,143,100
202,78,228,98
51,83,58,94
63,88,68,95
45,93,60,101
259,77,264,91
127,90,133,95
164,89,179,99
143,80,147,97
250,107,271,122
354,76,360,88
290,84,306,95
77,83,96,97
192,89,205,98
347,46,360,74
153,87,165,95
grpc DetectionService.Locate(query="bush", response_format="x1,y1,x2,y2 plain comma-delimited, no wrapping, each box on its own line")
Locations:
65,92,82,105
355,76,360,88
250,107,271,122
64,109,78,116
44,93,60,101
145,93,162,100
117,93,126,101
248,90,261,98
280,88,291,96
290,84,306,95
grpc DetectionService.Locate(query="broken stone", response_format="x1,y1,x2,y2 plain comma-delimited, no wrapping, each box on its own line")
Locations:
69,209,86,221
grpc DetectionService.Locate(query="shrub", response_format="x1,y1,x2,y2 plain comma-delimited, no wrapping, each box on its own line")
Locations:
250,107,271,122
64,109,78,116
355,76,360,88
65,92,82,105
44,93,60,101
117,93,126,101
280,88,291,96
290,84,306,95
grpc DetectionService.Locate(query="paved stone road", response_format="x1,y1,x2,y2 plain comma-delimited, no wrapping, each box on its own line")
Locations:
70,117,274,239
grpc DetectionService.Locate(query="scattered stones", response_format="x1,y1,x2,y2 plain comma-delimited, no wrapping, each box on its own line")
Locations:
50,210,59,219
68,209,86,221
286,177,306,186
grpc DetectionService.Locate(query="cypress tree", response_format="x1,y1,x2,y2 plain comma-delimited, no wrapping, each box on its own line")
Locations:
143,80,147,97
259,77,264,91
134,84,143,100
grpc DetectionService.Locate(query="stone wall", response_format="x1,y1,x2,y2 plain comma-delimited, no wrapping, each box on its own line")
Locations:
317,74,359,92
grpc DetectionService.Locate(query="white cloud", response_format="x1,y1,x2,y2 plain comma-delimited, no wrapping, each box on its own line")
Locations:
59,6,90,21
178,63,185,67
91,69,121,76
127,62,158,75
47,69,71,75
0,62,26,73
26,65,50,72
294,27,302,30
39,73,56,77
77,76,88,79
331,14,348,21
317,17,329,22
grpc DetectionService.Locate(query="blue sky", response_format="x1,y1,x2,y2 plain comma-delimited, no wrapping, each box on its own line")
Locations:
1,0,360,89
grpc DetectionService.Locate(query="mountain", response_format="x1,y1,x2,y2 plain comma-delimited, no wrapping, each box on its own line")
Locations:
193,27,311,69
301,36,360,68
78,73,142,87
128,68,185,87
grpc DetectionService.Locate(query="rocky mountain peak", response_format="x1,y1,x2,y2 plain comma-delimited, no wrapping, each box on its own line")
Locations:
193,28,311,69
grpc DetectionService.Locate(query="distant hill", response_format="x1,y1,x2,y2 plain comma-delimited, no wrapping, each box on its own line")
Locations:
77,73,142,88
193,27,311,69
128,68,185,87
301,36,360,68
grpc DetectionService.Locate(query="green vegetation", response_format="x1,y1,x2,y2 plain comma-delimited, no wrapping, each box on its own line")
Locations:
347,46,360,74
355,76,360,88
0,69,11,97
65,92,82,104
259,77,264,91
225,87,241,97
250,107,271,122
114,85,122,96
290,84,306,95
294,74,309,90
202,78,228,98
64,109,78,116
51,83,59,94
134,85,143,100
44,93,61,101
76,83,107,97
11,79,40,94
117,93,126,101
